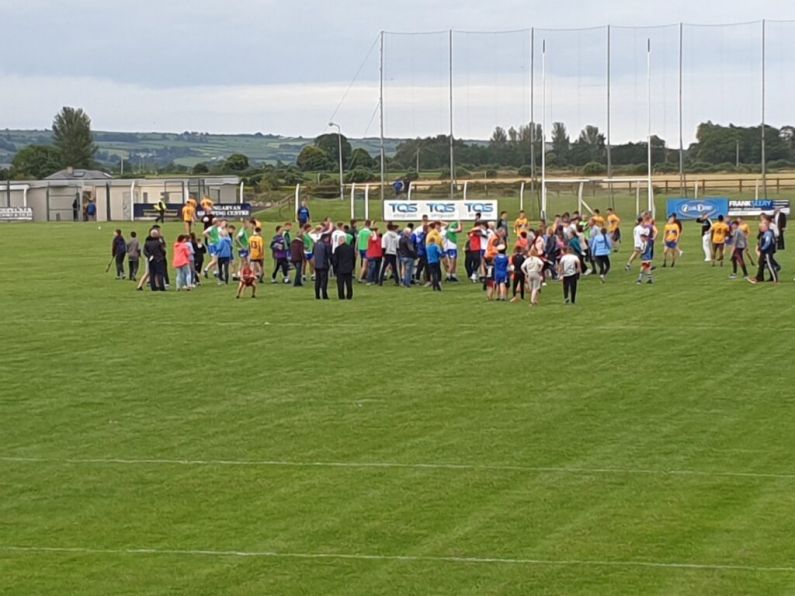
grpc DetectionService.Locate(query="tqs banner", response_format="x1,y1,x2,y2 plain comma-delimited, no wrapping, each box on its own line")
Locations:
382,200,497,221
666,198,729,220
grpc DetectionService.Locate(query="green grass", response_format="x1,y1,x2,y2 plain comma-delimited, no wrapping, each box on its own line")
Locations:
1,217,795,594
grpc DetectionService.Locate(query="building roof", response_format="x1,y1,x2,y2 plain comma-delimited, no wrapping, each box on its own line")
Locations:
45,168,113,181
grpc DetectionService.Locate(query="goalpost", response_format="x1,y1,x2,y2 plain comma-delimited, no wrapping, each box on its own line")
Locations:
542,177,655,220
350,183,370,220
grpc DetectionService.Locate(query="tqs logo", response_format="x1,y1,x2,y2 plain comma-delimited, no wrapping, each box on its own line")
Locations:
428,202,457,214
465,203,495,214
387,203,418,214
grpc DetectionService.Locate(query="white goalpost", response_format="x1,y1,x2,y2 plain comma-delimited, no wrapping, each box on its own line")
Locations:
349,183,370,220
542,177,655,219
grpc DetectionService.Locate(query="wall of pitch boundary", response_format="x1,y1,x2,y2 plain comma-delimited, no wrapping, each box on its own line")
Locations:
374,21,795,204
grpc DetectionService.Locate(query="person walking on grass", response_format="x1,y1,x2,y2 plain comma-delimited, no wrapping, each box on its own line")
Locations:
248,227,265,283
491,244,510,302
559,246,582,305
522,248,545,307
216,229,233,285
729,221,749,281
111,229,126,279
398,227,417,288
636,215,657,286
357,220,372,282
749,221,779,284
662,214,681,268
591,226,613,282
696,214,713,262
379,224,401,286
269,226,290,284
333,235,355,300
313,232,331,300
202,219,222,279
126,231,140,282
625,216,645,271
510,245,526,303
426,236,444,292
443,221,461,282
290,229,305,287
172,235,192,291
143,229,166,292
607,208,621,251
711,215,730,267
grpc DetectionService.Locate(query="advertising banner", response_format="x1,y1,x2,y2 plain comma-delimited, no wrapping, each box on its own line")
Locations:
728,200,790,217
665,198,729,220
0,207,34,222
134,203,251,220
382,200,497,221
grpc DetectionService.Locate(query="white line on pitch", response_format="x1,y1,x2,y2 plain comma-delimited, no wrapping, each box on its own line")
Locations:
2,456,794,480
2,545,794,573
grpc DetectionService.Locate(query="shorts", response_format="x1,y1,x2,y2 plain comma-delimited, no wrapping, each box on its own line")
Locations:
642,244,654,262
238,249,250,259
527,272,542,291
495,272,509,285
242,277,256,287
665,241,678,250
305,252,314,261
611,229,622,241
251,258,263,267
208,244,218,256
359,250,367,261
446,249,458,259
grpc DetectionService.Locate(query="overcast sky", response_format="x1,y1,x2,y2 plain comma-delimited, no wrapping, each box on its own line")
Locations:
1,0,794,141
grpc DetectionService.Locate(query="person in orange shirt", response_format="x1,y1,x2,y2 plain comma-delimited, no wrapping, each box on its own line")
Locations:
592,209,606,229
710,215,731,267
248,227,265,282
182,198,196,234
514,210,529,236
662,215,681,268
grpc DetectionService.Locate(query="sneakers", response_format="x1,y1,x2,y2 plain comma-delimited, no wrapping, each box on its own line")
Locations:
271,279,278,284
599,274,606,283
729,274,737,280
284,278,290,284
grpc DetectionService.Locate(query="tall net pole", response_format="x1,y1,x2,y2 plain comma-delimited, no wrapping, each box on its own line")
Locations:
678,23,686,197
541,39,547,220
606,25,613,206
531,29,536,190
379,31,385,203
448,29,455,200
647,38,654,217
761,19,767,198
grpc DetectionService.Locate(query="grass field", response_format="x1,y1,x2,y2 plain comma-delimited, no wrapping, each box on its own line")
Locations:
2,216,795,594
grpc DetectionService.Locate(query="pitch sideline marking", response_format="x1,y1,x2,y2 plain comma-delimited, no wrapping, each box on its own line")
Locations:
2,456,794,480
1,545,794,573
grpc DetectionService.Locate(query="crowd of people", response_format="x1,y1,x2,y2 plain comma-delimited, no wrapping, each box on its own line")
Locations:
107,197,788,305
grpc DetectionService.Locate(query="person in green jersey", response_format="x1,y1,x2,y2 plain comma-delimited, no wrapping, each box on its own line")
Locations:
442,221,461,282
232,221,251,280
302,223,315,281
357,220,373,282
202,219,224,278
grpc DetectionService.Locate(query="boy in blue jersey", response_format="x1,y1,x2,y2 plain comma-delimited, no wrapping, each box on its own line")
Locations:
414,225,428,285
426,240,443,292
491,244,510,301
297,200,310,226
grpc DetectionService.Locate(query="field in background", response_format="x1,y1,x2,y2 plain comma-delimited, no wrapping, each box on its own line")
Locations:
1,219,795,594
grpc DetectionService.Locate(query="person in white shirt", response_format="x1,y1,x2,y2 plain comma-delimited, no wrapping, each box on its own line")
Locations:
379,224,401,285
521,248,545,307
558,246,582,305
625,216,646,271
331,223,347,251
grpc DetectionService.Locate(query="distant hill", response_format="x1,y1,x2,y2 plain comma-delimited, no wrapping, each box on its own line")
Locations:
0,130,404,169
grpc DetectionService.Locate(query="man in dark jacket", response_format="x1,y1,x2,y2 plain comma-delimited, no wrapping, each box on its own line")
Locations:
774,208,787,251
111,229,127,279
290,232,304,287
143,229,167,291
332,236,356,300
313,233,331,300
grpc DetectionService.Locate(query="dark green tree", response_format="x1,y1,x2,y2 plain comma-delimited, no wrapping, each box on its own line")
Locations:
296,145,333,171
223,153,250,172
52,107,97,168
348,147,374,169
12,145,62,178
315,133,352,168
551,122,570,164
192,162,210,174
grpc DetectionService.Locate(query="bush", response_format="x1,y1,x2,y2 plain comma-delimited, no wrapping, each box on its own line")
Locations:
767,159,795,171
438,167,451,180
456,166,472,178
344,167,375,184
654,163,678,174
405,169,419,181
517,165,533,177
484,168,498,179
582,161,606,176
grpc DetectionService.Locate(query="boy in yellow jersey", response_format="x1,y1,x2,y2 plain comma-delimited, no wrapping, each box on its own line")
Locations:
710,215,730,267
592,209,606,229
662,215,681,268
606,208,621,250
514,210,529,236
248,227,265,282
181,198,196,234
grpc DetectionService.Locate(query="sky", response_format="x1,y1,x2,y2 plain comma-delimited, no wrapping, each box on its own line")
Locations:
1,0,794,142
